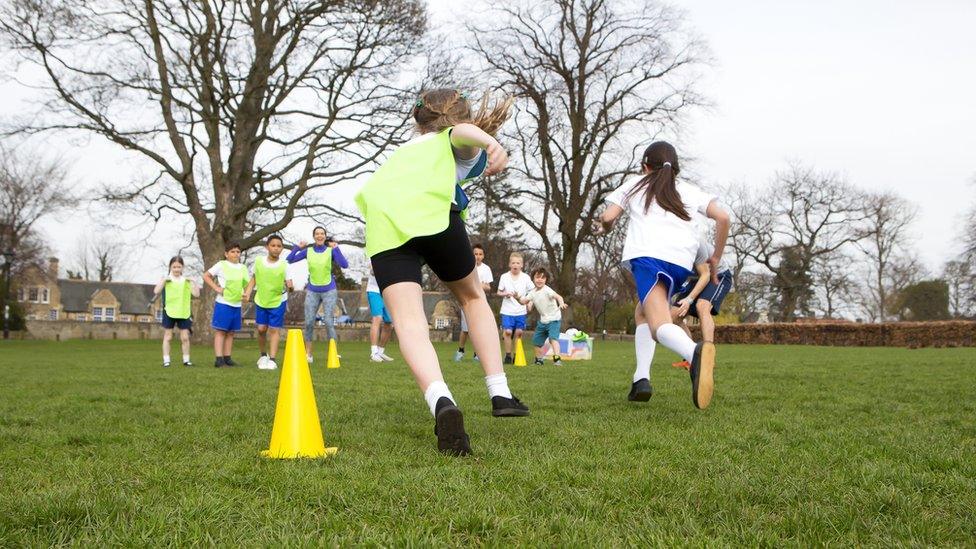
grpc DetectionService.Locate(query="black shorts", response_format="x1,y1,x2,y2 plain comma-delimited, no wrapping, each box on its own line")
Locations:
161,312,192,330
676,270,734,318
371,212,475,292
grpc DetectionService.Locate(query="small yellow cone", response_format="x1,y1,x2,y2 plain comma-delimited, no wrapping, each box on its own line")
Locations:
326,338,341,369
261,329,338,459
514,337,527,367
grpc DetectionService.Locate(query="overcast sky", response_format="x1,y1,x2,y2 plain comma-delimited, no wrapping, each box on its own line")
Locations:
7,0,976,283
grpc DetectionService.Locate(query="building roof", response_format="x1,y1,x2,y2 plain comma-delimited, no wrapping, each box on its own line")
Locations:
57,279,156,315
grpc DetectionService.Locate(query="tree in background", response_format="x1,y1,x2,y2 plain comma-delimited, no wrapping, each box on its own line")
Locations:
466,0,706,298
856,191,918,322
893,280,950,321
67,233,125,282
942,259,975,319
810,251,855,319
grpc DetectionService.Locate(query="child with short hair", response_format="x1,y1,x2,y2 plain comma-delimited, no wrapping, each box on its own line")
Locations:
454,243,493,362
203,242,248,368
672,238,734,344
153,256,200,367
520,268,568,366
596,141,730,409
355,88,529,456
366,271,394,362
496,252,534,364
244,235,293,370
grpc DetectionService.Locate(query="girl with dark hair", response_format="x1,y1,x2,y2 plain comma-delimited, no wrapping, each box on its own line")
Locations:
153,256,200,367
355,88,529,456
595,141,730,409
286,226,349,363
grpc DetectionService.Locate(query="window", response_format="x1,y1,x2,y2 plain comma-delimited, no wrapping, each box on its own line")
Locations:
28,287,38,302
92,307,103,321
41,288,49,303
120,315,132,323
48,309,58,320
104,307,115,322
434,317,451,330
140,316,151,323
155,309,163,322
76,314,88,321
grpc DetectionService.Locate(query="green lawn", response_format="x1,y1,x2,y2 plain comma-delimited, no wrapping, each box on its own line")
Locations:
0,338,974,545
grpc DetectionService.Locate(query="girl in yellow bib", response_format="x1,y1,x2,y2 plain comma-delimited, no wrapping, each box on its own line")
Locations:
355,89,529,456
152,256,200,367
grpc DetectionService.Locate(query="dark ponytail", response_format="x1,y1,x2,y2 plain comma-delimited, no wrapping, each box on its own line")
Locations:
627,141,690,221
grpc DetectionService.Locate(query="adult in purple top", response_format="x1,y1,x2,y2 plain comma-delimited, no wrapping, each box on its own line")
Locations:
286,226,349,359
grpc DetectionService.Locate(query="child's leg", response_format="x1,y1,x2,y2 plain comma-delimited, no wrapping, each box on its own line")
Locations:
303,292,320,354
633,303,657,382
223,331,235,356
678,317,693,339
535,345,544,358
458,328,469,350
257,324,268,355
213,330,225,357
370,315,381,347
696,299,715,342
513,328,523,351
268,327,280,359
179,328,191,360
322,289,338,342
643,284,696,362
549,338,561,357
444,272,503,377
502,326,513,354
380,321,393,347
162,328,173,360
382,282,452,407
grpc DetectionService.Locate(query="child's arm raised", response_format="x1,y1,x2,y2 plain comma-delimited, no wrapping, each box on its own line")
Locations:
152,277,166,296
449,123,508,176
705,201,731,285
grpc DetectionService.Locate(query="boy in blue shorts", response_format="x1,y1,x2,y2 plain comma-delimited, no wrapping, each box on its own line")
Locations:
496,252,534,364
520,268,568,365
672,239,734,345
203,242,248,367
244,235,293,370
366,272,394,362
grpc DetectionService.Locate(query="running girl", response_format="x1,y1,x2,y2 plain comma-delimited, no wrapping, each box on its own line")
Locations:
152,256,200,367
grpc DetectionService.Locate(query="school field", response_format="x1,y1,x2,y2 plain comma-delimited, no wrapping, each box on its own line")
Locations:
0,339,973,545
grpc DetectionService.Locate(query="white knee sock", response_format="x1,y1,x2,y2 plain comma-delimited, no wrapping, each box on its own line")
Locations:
633,323,656,382
424,380,455,416
655,323,697,362
485,373,513,399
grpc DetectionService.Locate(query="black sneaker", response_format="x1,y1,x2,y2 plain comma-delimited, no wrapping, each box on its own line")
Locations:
533,357,544,366
163,361,171,368
224,356,239,367
689,342,715,409
183,360,193,367
553,356,562,366
434,397,471,456
491,395,530,417
503,354,513,365
628,378,653,402
214,357,224,368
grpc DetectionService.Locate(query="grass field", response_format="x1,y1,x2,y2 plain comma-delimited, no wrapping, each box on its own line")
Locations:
0,338,974,545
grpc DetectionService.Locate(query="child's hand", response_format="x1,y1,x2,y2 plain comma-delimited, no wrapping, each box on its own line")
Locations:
484,141,509,176
591,219,605,235
676,298,691,317
560,303,568,310
707,255,721,285
242,293,250,303
216,287,224,295
298,239,308,249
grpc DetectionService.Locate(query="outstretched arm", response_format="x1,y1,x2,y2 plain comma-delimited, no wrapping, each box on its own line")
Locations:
593,204,624,235
450,123,508,176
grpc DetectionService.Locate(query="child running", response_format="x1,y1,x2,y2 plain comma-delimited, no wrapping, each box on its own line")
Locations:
244,235,293,370
595,141,730,409
153,256,200,367
203,242,248,368
673,238,734,344
454,243,493,362
286,227,349,363
496,252,534,364
355,88,529,456
366,270,395,362
519,267,568,366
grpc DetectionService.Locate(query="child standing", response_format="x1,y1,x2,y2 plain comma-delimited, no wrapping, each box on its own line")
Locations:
355,88,529,456
496,252,534,364
244,235,293,370
153,256,200,367
366,271,395,362
454,243,493,362
519,268,568,366
203,242,248,368
286,227,349,363
595,141,730,409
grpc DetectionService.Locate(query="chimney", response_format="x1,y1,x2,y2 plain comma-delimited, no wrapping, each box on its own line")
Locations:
48,257,59,280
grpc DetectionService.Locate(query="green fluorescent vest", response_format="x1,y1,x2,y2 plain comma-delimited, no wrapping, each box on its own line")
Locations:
306,248,334,286
355,128,458,257
220,261,247,304
163,279,192,320
254,258,287,309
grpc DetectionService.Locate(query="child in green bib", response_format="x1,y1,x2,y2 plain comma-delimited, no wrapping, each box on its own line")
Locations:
152,256,200,367
355,89,530,457
244,235,293,370
203,241,247,368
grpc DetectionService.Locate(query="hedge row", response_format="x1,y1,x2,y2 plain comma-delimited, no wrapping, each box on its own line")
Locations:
687,321,976,348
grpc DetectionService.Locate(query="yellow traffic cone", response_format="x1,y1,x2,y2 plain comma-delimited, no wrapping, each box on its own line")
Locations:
326,338,341,369
514,337,527,367
261,329,338,459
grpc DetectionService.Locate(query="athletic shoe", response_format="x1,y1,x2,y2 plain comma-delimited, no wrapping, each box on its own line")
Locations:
473,354,480,362
491,395,530,417
453,350,464,362
265,358,278,370
183,360,193,367
257,355,269,369
306,355,314,364
628,378,653,402
533,357,544,366
689,342,715,409
503,354,513,365
434,397,471,456
162,361,171,368
214,357,224,368
672,360,690,370
379,353,394,362
370,353,384,363
224,357,239,367
553,356,562,366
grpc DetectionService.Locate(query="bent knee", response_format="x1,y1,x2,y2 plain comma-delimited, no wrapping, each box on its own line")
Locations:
696,300,712,315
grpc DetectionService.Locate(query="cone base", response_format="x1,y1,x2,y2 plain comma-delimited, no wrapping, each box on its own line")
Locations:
261,446,338,459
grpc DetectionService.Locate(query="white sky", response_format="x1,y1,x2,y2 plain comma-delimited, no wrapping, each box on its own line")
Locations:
6,0,975,283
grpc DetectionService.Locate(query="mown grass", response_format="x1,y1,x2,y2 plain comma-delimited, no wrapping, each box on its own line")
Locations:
0,337,974,545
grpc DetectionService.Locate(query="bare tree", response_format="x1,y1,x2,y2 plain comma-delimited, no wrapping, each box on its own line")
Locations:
810,251,855,319
68,233,125,282
465,0,706,297
855,191,918,322
0,0,426,269
727,164,866,321
942,259,974,319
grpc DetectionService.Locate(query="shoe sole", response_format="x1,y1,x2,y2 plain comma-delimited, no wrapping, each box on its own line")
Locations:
435,406,471,456
492,407,530,417
693,343,716,409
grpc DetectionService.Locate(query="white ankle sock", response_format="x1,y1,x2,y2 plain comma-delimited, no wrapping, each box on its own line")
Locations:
485,373,513,399
182,354,190,363
163,355,170,363
655,323,697,362
370,345,378,354
633,323,655,382
378,346,385,355
424,380,454,416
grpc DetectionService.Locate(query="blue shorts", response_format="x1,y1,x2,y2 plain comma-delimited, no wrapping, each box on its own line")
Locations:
255,302,287,329
161,312,192,331
500,314,527,331
211,302,242,332
625,257,693,303
533,320,561,347
367,291,391,323
677,270,734,317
